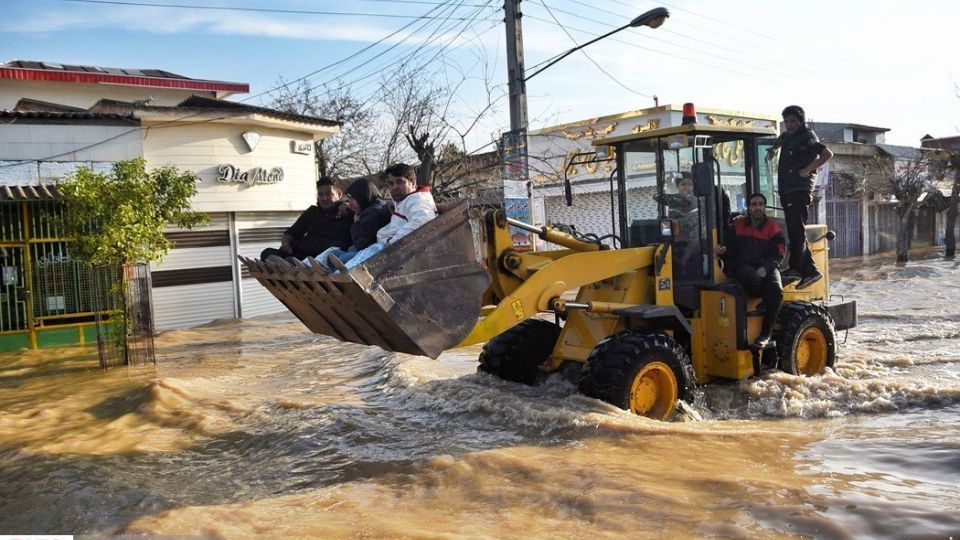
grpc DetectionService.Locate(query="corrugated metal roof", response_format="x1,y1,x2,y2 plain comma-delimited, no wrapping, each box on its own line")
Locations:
0,184,63,201
0,110,135,122
6,59,189,81
174,96,340,127
876,144,924,160
1,60,248,95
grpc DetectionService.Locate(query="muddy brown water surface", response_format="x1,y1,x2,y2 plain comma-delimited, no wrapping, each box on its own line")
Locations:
2,259,960,538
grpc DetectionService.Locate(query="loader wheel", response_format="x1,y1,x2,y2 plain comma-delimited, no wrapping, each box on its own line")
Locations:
478,319,561,385
775,302,837,376
579,331,694,421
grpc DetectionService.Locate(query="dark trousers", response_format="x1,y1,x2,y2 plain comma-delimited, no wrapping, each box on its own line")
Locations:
734,265,783,336
780,191,817,275
260,247,294,260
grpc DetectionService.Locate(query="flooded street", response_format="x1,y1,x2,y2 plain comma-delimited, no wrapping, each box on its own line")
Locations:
2,260,960,538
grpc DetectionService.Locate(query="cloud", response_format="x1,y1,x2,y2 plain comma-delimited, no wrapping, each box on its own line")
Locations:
2,3,499,46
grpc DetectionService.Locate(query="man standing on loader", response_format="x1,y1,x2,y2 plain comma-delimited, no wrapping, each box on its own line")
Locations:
775,105,834,289
717,192,786,349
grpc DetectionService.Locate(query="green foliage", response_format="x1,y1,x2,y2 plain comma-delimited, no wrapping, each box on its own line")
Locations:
59,158,208,265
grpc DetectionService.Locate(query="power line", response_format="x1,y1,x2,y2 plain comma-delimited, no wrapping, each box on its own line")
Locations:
305,1,498,101
48,0,499,20
523,13,771,81
1,0,496,167
535,0,653,99
528,2,795,79
606,0,778,41
237,0,463,106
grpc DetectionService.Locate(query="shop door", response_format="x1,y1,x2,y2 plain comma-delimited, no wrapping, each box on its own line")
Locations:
0,246,32,346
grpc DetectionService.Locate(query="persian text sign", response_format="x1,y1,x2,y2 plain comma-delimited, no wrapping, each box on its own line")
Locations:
217,164,284,186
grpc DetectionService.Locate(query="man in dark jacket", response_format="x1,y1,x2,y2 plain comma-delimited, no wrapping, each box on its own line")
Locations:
314,177,392,267
260,176,352,260
717,192,786,349
774,105,834,289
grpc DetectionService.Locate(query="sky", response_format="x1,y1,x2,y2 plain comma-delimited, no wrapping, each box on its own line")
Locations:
2,0,960,151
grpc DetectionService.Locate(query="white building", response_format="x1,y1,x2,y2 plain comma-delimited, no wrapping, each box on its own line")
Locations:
0,60,337,348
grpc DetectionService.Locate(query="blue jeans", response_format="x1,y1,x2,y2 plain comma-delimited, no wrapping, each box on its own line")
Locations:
311,246,357,268
344,242,386,269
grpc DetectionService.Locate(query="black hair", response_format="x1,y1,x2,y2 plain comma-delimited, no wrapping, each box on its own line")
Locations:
676,171,693,184
383,163,416,182
781,105,805,123
316,176,338,189
748,192,767,205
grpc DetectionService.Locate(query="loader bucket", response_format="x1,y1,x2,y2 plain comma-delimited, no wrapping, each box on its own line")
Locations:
239,201,491,358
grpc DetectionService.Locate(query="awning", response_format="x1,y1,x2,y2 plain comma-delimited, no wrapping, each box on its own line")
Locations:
0,184,63,202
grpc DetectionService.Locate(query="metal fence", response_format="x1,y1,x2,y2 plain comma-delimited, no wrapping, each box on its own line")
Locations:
94,263,155,369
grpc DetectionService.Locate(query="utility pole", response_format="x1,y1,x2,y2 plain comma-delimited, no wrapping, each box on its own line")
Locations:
504,0,527,136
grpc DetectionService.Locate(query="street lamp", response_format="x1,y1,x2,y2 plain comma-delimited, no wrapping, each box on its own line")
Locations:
500,3,668,247
524,7,670,81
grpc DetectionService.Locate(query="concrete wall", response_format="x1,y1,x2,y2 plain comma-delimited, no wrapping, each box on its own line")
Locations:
0,124,143,163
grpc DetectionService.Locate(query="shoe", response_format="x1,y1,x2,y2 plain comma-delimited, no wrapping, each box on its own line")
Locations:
781,268,801,285
796,271,823,290
752,334,775,349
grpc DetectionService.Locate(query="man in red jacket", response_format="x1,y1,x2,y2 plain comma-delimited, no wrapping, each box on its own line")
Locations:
717,192,786,349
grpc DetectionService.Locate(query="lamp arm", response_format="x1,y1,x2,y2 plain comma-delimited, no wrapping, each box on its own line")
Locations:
524,23,629,81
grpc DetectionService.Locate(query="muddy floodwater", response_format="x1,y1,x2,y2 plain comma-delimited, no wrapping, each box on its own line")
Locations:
2,259,960,538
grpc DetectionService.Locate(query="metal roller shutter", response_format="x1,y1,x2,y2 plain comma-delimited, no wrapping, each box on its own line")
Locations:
236,211,301,319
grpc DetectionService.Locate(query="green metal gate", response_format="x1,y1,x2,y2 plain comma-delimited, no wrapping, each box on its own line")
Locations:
0,198,121,352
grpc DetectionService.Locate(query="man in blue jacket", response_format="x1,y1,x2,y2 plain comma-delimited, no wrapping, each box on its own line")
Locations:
775,105,834,289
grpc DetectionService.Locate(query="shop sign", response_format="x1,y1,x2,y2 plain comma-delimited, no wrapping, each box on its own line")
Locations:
292,141,313,154
217,164,284,186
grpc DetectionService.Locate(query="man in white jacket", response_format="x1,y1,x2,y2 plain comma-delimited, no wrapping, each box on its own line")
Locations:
341,163,437,270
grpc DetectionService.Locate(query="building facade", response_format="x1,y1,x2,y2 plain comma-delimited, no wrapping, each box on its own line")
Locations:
0,60,338,349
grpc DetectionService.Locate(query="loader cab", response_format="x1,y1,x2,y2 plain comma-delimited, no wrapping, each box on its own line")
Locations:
595,122,779,311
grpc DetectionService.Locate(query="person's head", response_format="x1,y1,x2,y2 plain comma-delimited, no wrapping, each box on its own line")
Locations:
747,192,767,221
782,105,805,135
344,177,381,214
382,163,418,202
676,172,694,196
316,176,342,210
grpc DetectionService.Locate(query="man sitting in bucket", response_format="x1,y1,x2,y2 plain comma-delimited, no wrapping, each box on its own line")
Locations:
330,163,437,271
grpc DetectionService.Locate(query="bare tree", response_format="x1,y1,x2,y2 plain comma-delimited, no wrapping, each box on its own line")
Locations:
860,149,934,263
267,58,504,201
929,150,960,259
269,77,379,178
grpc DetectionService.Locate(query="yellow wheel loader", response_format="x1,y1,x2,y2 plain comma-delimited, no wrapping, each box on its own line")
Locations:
241,119,857,421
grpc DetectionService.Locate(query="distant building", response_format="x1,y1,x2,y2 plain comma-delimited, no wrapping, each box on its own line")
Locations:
0,60,338,350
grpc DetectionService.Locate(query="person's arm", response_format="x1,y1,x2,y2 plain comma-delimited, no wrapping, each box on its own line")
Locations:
283,208,313,249
351,208,386,250
800,146,833,178
800,133,833,178
387,195,437,244
764,228,787,273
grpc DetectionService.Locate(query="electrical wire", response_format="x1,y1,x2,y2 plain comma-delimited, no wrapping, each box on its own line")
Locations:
563,0,805,73
306,1,498,101
523,12,775,81
1,0,503,167
47,0,499,20
606,0,778,41
528,1,795,79
535,0,653,99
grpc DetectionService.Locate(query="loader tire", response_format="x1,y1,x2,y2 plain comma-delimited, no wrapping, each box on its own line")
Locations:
477,319,561,385
579,331,695,421
775,302,837,376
